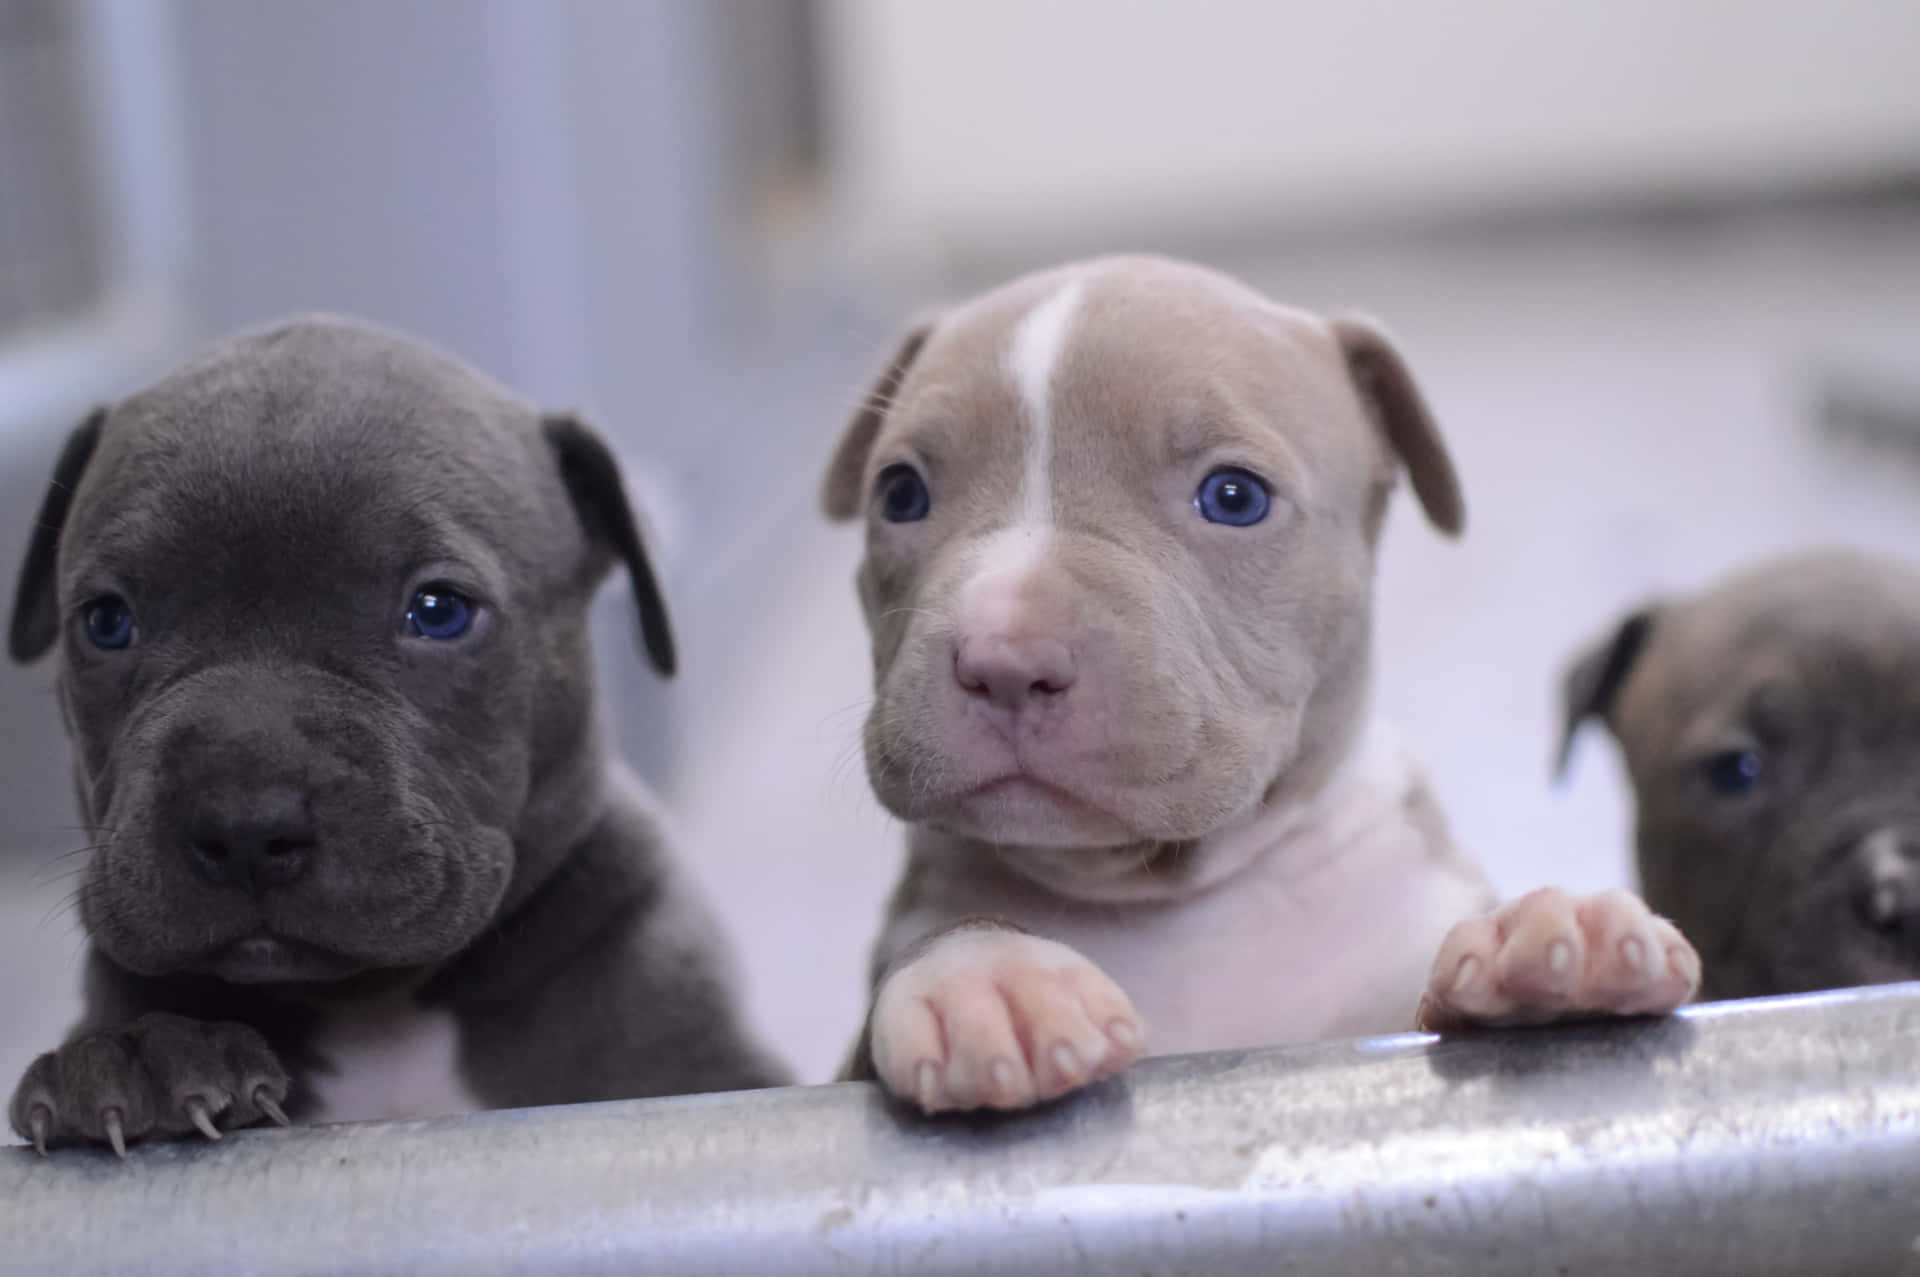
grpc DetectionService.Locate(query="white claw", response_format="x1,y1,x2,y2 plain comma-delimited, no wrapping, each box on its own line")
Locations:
103,1107,126,1159
185,1096,221,1142
29,1104,50,1157
254,1090,289,1127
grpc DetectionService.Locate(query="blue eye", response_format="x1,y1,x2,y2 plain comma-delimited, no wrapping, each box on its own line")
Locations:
1703,749,1763,796
877,464,931,522
1195,468,1270,526
406,584,475,641
82,595,137,650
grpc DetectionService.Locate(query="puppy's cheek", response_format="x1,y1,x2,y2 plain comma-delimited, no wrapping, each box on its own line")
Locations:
1088,615,1261,807
867,588,933,696
861,731,909,819
77,820,213,977
1765,889,1867,992
863,665,947,819
393,827,515,960
857,553,921,661
81,892,183,978
78,889,147,974
467,831,517,915
864,728,936,822
1121,709,1277,841
288,799,513,964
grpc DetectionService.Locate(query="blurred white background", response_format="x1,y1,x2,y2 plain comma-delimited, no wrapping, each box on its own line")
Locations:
3,0,1919,1091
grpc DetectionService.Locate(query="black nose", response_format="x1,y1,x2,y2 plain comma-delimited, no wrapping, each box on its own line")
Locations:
184,787,315,892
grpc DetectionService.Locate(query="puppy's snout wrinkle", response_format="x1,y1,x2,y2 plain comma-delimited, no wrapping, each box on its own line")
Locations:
184,786,314,893
954,632,1077,713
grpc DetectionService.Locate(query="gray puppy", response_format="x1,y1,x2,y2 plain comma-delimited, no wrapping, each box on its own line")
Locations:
7,317,783,1154
1561,547,1920,999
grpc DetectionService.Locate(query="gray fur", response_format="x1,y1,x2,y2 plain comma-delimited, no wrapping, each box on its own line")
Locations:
8,316,783,1152
825,257,1500,1106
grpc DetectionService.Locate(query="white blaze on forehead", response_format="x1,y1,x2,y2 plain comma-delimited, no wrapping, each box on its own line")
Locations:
957,274,1089,607
1005,275,1088,531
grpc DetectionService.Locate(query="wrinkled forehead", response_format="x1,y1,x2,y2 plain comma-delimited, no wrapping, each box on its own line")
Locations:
874,269,1065,471
60,354,546,598
880,261,1371,502
1054,269,1364,477
1631,590,1920,748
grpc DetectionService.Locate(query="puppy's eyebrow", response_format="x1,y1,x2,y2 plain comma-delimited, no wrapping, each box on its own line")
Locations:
871,441,941,487
58,513,163,594
1675,675,1801,758
407,537,508,600
878,384,978,453
1744,680,1802,741
1168,415,1267,459
1167,417,1309,493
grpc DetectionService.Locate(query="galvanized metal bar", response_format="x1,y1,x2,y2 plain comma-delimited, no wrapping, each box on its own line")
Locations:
5,983,1919,1276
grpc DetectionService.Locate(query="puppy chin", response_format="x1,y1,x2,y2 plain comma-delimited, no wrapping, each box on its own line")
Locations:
203,933,370,984
934,777,1140,848
921,754,1289,900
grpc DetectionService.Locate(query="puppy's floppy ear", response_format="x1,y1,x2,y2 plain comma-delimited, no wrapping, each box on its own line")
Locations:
543,414,677,678
1331,315,1465,537
11,408,106,664
1556,606,1657,779
822,318,937,522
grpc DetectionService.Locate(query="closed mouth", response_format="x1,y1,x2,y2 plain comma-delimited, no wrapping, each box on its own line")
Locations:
941,772,1145,844
965,772,1106,813
206,931,366,984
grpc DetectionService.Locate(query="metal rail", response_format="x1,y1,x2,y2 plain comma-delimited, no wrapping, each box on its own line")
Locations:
5,983,1919,1276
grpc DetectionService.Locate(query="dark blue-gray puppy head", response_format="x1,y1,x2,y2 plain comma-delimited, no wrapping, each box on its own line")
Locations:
9,316,672,985
1559,548,1920,999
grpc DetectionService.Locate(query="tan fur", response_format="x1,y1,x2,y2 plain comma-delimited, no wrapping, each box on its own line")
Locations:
836,258,1431,863
830,256,1692,1110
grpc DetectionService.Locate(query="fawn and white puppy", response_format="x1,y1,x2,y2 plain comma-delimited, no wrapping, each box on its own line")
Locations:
824,256,1700,1112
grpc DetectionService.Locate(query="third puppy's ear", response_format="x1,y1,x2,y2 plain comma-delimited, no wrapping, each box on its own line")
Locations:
1556,607,1657,779
1331,315,1465,537
822,318,937,522
11,408,106,664
543,414,677,678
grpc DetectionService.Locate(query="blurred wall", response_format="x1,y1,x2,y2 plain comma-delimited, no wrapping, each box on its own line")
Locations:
821,0,1920,269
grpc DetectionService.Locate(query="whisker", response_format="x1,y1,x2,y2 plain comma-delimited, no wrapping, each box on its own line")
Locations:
29,865,94,894
38,879,93,934
875,606,943,625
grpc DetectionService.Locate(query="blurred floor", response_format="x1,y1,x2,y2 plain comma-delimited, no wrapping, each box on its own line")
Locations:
6,203,1920,1100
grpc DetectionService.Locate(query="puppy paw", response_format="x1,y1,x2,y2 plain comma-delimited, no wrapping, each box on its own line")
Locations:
1417,887,1702,1032
9,1013,292,1156
870,929,1146,1113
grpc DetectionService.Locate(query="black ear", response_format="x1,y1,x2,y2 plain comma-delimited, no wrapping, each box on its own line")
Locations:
822,317,937,522
10,408,106,663
1331,315,1466,537
1556,607,1657,779
543,414,676,678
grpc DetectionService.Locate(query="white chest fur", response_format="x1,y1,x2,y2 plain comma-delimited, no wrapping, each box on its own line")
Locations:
303,999,484,1125
1088,726,1491,1050
903,723,1494,1055
1062,835,1482,1052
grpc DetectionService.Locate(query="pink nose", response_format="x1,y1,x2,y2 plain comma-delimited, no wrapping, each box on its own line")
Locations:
954,633,1077,713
